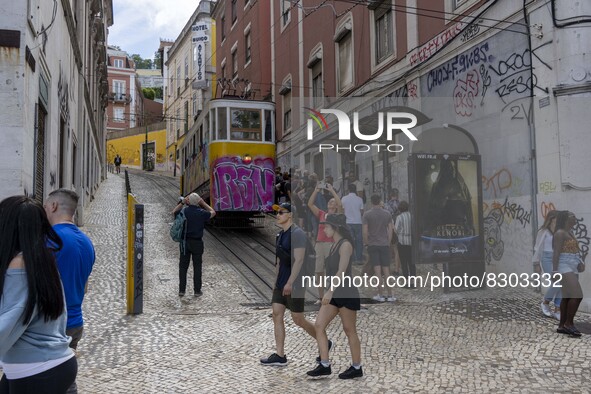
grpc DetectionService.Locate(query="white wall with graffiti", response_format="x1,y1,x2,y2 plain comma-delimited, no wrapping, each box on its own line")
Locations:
338,20,541,283
354,22,533,279
529,2,591,310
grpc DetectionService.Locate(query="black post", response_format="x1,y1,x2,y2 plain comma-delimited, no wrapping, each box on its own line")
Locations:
133,204,144,314
173,144,177,177
144,123,148,170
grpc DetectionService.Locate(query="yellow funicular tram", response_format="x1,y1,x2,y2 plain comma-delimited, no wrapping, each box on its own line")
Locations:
179,98,275,227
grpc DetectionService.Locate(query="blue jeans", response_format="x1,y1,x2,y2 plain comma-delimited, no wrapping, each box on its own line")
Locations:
348,224,363,262
541,251,561,306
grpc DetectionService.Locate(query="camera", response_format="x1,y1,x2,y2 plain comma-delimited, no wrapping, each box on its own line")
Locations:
178,196,185,204
317,181,327,189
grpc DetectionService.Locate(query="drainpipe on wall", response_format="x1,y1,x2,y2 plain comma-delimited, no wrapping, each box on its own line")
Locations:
523,0,539,255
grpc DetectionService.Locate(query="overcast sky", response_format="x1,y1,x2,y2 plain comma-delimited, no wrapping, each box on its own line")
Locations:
108,0,200,60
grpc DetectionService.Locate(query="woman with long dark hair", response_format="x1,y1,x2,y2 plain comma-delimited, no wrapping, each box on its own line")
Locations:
306,214,363,380
553,210,584,337
0,196,77,393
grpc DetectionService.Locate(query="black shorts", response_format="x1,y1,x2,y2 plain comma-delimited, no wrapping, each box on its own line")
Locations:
272,288,305,313
329,296,361,311
368,245,391,267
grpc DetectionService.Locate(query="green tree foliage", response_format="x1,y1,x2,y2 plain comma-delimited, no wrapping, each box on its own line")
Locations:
131,54,153,69
152,86,163,100
142,88,155,100
129,52,162,70
153,50,162,69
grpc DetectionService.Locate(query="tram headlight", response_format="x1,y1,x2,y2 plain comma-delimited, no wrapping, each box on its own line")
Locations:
242,154,252,165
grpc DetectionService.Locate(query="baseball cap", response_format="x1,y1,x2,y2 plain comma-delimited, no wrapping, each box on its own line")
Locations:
272,202,292,212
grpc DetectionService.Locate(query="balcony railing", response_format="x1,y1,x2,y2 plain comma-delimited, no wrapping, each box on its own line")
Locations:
109,92,132,103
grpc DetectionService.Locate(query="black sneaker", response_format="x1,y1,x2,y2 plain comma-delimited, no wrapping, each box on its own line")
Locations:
338,365,363,379
260,353,287,366
178,292,185,297
194,291,203,297
315,340,333,362
307,363,332,377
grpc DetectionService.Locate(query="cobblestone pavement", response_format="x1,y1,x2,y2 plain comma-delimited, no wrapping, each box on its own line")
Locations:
74,173,591,393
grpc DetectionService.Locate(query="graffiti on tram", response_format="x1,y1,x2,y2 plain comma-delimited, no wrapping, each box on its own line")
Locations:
212,156,275,212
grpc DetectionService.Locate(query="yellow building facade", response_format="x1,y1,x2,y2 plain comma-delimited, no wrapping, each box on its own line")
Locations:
107,125,167,171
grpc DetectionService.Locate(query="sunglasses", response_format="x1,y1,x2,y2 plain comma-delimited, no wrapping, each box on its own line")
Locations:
277,211,290,215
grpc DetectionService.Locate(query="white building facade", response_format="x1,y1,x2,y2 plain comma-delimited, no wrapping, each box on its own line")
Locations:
0,0,113,221
162,1,216,175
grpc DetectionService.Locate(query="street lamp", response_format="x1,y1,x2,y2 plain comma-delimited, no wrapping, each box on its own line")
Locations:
173,143,178,177
143,112,154,171
144,121,148,170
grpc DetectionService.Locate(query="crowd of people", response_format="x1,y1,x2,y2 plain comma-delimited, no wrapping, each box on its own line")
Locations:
272,167,416,296
260,168,587,379
1,169,585,389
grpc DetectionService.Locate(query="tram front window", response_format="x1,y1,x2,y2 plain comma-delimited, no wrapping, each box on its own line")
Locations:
217,108,227,140
264,109,273,142
231,108,261,141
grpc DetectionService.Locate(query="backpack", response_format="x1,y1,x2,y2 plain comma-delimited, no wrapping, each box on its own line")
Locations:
170,208,187,242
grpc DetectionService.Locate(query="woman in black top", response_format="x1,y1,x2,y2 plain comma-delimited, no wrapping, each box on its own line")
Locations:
306,214,363,380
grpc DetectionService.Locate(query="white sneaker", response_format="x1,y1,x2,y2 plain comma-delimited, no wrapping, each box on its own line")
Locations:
540,302,553,317
386,296,397,302
372,295,386,302
553,311,561,321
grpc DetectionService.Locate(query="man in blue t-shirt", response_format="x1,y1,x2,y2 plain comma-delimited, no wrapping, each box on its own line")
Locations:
260,202,317,367
45,189,95,393
44,189,95,347
172,192,216,297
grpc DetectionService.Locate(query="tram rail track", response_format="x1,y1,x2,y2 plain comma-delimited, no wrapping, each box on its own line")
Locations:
207,227,276,304
208,227,321,309
128,170,276,304
128,170,318,308
126,169,180,205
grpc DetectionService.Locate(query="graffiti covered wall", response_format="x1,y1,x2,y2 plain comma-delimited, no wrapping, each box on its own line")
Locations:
414,22,548,274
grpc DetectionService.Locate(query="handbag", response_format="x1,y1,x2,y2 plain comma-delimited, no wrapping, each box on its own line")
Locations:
577,261,585,273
